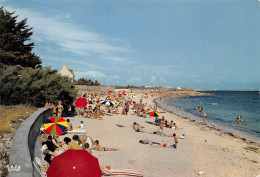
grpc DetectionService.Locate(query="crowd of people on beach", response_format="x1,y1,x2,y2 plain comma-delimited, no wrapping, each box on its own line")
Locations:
39,90,183,175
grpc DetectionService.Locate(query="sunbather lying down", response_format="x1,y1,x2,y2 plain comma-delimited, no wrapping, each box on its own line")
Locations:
139,139,161,145
139,139,177,149
152,131,172,137
94,140,119,151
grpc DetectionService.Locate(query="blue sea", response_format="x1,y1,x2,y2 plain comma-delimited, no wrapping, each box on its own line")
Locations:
159,91,260,142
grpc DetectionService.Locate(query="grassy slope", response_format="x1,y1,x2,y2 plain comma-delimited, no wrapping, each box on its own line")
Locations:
0,105,37,135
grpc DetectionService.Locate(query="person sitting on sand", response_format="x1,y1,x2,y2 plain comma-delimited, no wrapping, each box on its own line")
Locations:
67,119,73,131
173,123,178,130
42,141,57,170
141,109,147,118
46,136,59,152
169,121,174,129
52,134,62,148
40,132,47,142
165,120,169,127
79,121,84,129
73,135,85,146
83,143,92,154
93,140,119,151
63,137,82,150
132,122,144,133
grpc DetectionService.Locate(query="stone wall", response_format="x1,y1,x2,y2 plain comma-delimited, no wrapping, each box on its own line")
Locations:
8,108,52,177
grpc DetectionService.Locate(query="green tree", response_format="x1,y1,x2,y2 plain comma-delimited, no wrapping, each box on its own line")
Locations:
0,65,77,107
75,78,101,86
0,7,41,68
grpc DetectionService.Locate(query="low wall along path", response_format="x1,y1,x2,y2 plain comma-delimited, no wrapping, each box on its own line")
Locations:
8,108,52,177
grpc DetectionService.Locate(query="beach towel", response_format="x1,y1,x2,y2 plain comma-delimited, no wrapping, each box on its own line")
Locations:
67,129,87,134
102,168,143,176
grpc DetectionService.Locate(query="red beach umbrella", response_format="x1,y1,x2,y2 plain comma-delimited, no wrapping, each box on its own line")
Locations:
118,94,122,97
47,149,102,177
122,93,127,96
75,97,88,108
145,93,148,95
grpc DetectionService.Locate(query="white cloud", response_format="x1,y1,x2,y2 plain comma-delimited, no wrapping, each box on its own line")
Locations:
7,7,131,60
75,71,106,78
129,76,142,83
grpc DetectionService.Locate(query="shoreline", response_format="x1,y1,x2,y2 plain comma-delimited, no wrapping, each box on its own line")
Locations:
153,91,260,145
154,98,260,146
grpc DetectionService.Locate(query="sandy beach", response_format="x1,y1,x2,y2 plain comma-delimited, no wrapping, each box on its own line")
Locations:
61,93,260,177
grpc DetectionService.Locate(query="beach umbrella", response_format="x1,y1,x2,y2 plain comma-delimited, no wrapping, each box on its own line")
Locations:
75,97,88,108
47,149,102,177
101,100,114,106
145,93,148,95
118,94,122,98
122,93,127,96
147,111,161,117
44,116,67,135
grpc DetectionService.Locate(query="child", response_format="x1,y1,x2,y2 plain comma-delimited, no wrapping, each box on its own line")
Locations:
79,121,84,129
173,133,178,149
84,143,92,154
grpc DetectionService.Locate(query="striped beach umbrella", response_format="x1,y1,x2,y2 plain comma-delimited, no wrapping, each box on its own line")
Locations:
147,111,161,117
101,100,114,106
44,116,67,135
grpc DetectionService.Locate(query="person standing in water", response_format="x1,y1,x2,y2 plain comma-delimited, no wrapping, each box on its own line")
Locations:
203,112,207,125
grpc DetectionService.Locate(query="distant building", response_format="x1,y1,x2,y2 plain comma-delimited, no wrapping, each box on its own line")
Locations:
163,86,171,89
58,64,75,82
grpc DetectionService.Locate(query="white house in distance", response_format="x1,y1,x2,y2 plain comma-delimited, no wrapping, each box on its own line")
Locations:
58,64,75,82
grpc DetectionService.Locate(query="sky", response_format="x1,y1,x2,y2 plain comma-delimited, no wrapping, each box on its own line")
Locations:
1,0,260,89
